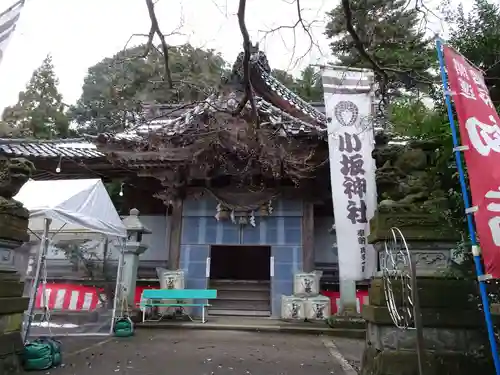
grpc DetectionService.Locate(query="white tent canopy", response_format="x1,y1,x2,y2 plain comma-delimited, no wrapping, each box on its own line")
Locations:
14,179,127,238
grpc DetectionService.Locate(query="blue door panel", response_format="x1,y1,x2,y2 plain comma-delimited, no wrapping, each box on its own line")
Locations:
180,244,209,315
180,199,305,318
271,246,302,317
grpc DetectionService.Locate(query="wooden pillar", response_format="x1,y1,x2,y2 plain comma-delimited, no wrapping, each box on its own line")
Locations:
302,201,315,272
167,199,183,270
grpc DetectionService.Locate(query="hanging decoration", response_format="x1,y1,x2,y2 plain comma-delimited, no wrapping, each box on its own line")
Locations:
214,200,273,227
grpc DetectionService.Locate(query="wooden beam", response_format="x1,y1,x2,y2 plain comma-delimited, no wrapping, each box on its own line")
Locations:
167,199,183,270
302,201,315,272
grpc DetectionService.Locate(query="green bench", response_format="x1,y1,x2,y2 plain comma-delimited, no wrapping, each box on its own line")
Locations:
138,289,217,323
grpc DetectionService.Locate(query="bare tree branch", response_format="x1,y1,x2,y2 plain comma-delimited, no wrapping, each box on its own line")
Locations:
145,0,173,88
292,0,323,64
234,0,259,124
258,0,324,69
120,11,184,62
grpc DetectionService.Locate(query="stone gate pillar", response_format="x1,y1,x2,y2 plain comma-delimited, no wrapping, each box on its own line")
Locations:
362,213,492,374
360,136,494,374
0,157,34,373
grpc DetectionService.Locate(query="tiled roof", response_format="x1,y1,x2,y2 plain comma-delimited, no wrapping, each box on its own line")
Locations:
0,101,328,159
1,52,329,155
104,94,328,143
256,66,327,126
142,102,198,120
255,97,327,135
0,138,104,159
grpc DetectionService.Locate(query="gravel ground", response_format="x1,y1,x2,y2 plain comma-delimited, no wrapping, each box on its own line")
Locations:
38,329,362,375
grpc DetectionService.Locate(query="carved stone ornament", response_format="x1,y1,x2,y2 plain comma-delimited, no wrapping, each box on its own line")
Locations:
0,157,35,242
0,158,34,212
368,133,461,243
372,134,447,214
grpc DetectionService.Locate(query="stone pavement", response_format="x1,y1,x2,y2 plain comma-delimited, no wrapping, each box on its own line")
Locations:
41,330,365,375
323,337,365,374
137,316,365,339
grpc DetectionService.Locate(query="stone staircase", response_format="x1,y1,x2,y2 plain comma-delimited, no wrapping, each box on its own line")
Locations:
208,279,271,317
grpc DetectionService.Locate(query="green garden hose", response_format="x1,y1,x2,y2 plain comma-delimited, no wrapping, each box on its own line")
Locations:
22,337,62,371
113,317,134,337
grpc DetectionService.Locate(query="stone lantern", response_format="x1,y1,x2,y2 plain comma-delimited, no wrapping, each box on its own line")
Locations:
121,208,151,305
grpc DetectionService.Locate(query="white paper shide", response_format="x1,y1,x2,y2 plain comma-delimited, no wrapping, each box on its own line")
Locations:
321,67,377,281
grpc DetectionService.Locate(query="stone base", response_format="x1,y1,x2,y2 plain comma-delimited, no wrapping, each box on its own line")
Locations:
335,307,360,317
361,345,492,375
361,277,493,375
368,211,459,243
374,241,456,277
0,240,29,374
0,214,28,243
366,321,487,354
0,354,22,374
0,331,24,374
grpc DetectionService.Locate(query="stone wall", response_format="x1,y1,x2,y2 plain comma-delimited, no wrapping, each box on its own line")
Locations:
0,157,34,373
362,278,493,374
0,244,28,373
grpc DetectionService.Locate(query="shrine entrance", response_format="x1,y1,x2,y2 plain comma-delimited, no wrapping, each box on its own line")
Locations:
208,245,271,317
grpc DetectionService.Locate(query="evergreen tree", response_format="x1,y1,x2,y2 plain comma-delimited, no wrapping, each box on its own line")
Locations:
271,69,297,91
272,65,324,103
325,0,435,91
69,44,228,134
445,0,500,105
1,55,70,139
294,66,324,103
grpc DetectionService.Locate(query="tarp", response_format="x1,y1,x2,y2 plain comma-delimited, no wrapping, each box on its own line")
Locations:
14,179,127,238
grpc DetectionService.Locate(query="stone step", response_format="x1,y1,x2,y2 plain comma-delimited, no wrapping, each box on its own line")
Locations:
209,279,271,317
208,309,271,317
210,298,270,311
216,290,270,301
210,279,270,292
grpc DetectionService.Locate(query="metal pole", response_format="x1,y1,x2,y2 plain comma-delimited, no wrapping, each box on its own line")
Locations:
0,0,24,19
22,217,51,343
313,64,373,73
109,238,125,335
435,38,500,375
410,258,425,375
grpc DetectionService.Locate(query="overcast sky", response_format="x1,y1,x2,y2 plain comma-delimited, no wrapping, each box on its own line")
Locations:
0,0,451,111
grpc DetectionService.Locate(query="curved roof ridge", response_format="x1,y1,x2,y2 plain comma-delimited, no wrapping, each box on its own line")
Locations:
251,61,327,126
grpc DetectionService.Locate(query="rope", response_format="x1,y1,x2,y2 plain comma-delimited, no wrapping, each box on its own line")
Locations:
39,257,53,336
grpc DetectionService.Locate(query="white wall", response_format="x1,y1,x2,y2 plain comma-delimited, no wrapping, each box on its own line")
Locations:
138,215,169,261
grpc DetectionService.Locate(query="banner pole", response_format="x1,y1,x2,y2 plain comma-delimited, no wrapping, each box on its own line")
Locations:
0,0,24,19
435,38,500,374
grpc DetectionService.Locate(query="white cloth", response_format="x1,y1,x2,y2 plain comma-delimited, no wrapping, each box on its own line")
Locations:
14,178,127,238
0,1,24,66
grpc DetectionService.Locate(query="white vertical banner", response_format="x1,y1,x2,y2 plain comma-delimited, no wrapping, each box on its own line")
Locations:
321,66,377,281
0,1,24,66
